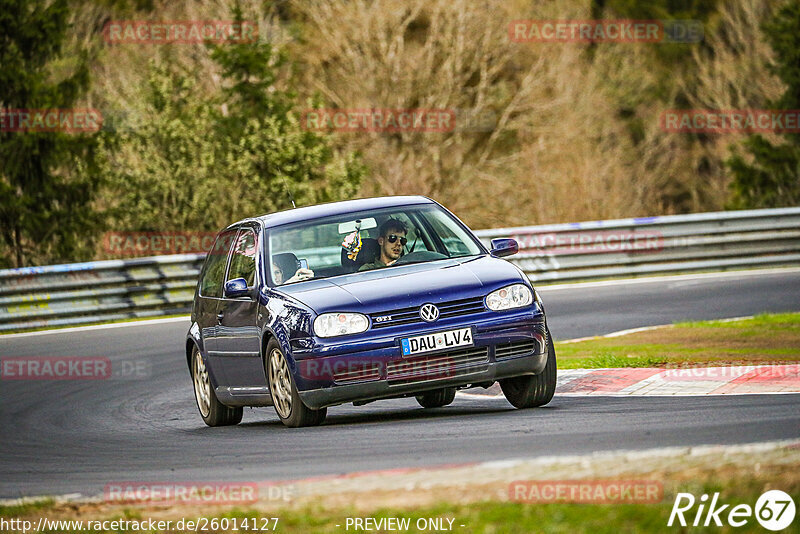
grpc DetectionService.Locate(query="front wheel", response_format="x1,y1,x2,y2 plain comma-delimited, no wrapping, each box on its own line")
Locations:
192,346,243,427
416,387,456,408
500,330,557,408
265,339,326,428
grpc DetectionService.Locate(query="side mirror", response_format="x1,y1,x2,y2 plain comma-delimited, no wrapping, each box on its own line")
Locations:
490,238,519,258
223,277,252,299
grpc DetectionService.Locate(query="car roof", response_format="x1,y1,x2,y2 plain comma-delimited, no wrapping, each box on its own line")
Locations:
229,196,436,230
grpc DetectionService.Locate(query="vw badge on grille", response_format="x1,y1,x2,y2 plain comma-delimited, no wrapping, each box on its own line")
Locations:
419,303,440,322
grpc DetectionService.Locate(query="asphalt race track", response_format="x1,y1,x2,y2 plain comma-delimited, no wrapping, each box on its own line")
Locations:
1,269,799,498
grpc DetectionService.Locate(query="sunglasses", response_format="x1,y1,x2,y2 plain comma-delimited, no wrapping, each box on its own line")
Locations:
385,234,407,245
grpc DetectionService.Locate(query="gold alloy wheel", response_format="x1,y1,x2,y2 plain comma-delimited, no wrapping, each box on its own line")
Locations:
193,351,211,418
269,347,293,419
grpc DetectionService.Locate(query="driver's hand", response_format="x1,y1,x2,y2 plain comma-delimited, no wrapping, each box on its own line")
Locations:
286,268,314,283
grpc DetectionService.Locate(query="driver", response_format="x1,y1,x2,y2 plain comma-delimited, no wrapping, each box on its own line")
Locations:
359,218,407,271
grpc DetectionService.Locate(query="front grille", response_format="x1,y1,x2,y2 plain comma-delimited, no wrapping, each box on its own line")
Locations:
495,340,537,359
333,362,382,384
370,297,485,329
386,346,489,385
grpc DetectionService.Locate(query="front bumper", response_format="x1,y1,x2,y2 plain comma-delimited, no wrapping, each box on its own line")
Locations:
294,309,548,409
298,350,546,409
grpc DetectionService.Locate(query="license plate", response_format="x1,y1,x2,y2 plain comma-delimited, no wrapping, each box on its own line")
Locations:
401,327,473,356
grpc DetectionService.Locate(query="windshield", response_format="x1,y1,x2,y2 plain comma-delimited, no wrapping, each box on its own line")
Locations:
267,204,484,285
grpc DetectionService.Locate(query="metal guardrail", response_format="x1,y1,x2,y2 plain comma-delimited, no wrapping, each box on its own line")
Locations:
474,207,800,283
1,207,799,332
0,254,205,332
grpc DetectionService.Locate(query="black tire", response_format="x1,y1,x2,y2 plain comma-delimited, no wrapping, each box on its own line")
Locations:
265,339,327,428
191,346,243,427
500,329,557,409
416,387,457,408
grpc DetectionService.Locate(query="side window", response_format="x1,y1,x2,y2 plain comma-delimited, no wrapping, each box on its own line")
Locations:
199,230,236,298
228,229,257,287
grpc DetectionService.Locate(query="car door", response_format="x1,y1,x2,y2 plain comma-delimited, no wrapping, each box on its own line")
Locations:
215,226,266,390
195,229,238,378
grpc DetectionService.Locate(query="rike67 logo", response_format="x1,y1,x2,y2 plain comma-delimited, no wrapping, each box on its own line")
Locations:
668,490,795,531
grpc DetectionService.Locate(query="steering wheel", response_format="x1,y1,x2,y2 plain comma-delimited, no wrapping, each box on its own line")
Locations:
393,250,448,265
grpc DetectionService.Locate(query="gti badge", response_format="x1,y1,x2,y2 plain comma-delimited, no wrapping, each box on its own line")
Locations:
419,303,440,322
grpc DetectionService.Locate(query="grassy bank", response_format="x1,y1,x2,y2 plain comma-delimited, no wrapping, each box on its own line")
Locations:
2,467,797,533
555,313,800,369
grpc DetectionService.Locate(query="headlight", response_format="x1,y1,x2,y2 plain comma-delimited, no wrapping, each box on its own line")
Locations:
313,312,369,338
486,284,533,311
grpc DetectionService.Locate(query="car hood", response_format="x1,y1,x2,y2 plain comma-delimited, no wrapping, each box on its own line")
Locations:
274,255,527,314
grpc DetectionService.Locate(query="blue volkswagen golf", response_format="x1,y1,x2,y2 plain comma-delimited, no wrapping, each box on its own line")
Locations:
187,196,556,427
